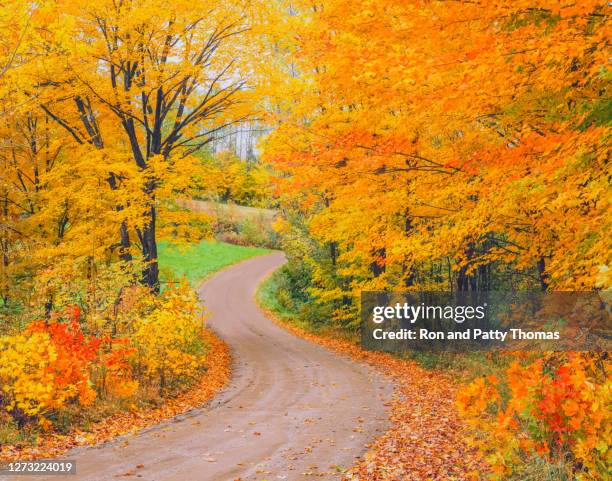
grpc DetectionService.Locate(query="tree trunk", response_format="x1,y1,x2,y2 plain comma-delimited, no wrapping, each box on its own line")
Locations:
402,213,415,287
330,241,338,267
141,202,159,293
537,257,549,291
107,173,132,263
119,220,132,263
1,193,9,305
44,296,53,320
456,245,476,291
456,265,478,291
370,247,386,277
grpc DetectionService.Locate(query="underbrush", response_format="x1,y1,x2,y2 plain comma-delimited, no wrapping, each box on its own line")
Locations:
180,197,280,249
0,284,208,445
458,353,610,480
407,351,514,382
257,266,356,344
1,238,267,450
215,215,280,249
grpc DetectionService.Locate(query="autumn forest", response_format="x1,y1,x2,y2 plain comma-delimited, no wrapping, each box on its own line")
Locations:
0,1,610,480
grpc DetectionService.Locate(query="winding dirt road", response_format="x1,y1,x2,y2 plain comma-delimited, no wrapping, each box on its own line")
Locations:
18,252,391,481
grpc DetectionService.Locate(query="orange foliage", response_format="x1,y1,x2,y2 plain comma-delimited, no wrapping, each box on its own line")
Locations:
0,329,230,462
457,353,611,479
28,306,101,408
264,0,610,323
0,304,140,429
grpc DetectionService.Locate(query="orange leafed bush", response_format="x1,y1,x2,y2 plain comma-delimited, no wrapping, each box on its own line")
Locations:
457,353,611,480
0,305,136,428
1,289,210,432
28,306,101,408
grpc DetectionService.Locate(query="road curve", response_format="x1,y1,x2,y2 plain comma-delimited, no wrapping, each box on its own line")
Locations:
18,252,391,481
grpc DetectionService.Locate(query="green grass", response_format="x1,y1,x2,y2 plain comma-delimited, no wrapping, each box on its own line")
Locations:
0,414,38,446
158,239,271,286
257,268,359,343
256,268,296,318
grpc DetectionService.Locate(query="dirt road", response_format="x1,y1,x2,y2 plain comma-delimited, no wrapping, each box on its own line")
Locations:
15,252,391,481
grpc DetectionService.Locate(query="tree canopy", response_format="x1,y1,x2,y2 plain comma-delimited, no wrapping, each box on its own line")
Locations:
264,0,610,322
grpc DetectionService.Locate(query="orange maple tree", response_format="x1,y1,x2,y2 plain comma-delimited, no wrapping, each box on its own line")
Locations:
264,0,609,323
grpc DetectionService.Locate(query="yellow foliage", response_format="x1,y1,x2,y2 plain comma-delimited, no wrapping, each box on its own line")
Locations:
196,152,272,208
263,0,610,327
0,332,65,422
133,284,208,391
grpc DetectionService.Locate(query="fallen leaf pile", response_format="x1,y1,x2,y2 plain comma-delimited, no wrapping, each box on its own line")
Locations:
0,329,231,462
262,307,487,481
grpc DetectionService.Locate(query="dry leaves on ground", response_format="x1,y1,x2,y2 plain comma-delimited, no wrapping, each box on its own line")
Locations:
264,312,486,481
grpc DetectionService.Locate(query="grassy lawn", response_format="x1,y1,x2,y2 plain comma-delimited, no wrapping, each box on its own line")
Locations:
159,239,271,286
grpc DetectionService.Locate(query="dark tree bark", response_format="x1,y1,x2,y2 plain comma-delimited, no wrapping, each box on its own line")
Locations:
141,203,159,293
402,212,415,287
1,193,9,305
456,244,477,291
370,247,386,277
330,241,338,267
537,257,549,291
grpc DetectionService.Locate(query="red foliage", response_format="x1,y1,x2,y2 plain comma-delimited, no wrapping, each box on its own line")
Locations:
28,306,101,405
